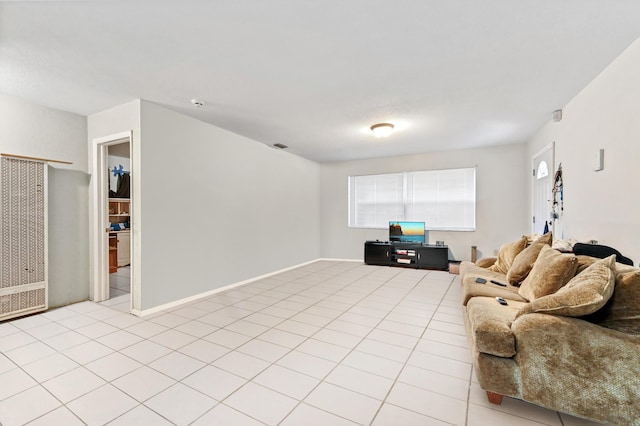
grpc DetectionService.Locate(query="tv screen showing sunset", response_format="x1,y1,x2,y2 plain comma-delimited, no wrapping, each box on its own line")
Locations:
389,221,425,242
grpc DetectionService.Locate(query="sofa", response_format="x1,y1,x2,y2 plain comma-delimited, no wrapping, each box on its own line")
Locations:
460,234,640,425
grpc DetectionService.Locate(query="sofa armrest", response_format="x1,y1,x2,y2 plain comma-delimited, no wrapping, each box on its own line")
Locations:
512,313,640,425
460,260,502,282
476,257,497,268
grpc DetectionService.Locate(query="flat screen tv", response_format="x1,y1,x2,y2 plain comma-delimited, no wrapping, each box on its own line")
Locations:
389,221,425,243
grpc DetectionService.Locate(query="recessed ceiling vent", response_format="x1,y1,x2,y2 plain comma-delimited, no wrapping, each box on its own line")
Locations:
272,143,288,149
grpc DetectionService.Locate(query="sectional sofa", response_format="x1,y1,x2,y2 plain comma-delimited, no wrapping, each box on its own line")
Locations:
459,234,640,425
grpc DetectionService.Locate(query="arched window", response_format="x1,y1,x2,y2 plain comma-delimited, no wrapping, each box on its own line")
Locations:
537,160,549,180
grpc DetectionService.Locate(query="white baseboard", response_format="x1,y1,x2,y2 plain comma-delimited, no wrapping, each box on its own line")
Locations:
130,258,349,317
317,257,362,262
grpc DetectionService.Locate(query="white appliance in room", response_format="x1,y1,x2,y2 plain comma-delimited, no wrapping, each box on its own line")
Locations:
0,156,48,321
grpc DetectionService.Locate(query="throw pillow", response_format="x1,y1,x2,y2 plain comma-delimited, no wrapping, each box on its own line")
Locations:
489,236,528,275
585,263,640,324
506,232,553,285
516,255,616,318
534,231,553,245
518,246,578,301
552,238,574,252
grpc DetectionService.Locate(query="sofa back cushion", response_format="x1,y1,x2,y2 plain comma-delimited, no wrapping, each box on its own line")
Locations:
604,265,640,321
581,262,640,334
534,231,553,245
518,246,578,301
506,232,553,285
516,255,616,318
575,255,598,275
489,236,528,275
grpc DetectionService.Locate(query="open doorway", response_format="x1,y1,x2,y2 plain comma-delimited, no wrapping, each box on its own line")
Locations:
90,131,134,312
107,142,131,301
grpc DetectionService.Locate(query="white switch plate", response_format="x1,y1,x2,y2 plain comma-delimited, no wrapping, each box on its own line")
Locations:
593,148,604,171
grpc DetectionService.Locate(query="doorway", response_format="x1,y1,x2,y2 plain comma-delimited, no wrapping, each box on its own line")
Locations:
107,142,131,302
90,131,134,312
532,143,554,235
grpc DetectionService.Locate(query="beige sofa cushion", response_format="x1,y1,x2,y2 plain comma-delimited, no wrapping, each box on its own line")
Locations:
575,257,640,320
460,262,526,305
575,255,598,274
518,246,578,301
467,297,527,357
603,264,640,321
462,275,526,306
475,257,497,269
584,261,640,334
489,236,529,275
517,255,616,318
506,232,553,285
534,231,553,245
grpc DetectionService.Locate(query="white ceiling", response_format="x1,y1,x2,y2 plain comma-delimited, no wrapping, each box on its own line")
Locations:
2,1,640,163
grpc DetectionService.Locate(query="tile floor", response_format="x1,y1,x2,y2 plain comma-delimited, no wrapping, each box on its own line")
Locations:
0,261,604,425
109,266,131,298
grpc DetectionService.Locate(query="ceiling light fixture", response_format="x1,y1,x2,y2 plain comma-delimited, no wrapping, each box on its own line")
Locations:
370,122,395,138
191,99,205,108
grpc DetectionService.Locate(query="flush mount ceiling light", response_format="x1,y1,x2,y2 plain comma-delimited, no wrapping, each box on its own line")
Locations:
191,99,205,108
370,122,395,138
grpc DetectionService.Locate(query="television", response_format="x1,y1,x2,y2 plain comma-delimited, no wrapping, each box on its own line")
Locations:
389,221,425,243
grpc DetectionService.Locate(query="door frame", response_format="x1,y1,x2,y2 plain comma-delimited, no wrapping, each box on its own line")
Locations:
90,131,134,309
531,142,555,234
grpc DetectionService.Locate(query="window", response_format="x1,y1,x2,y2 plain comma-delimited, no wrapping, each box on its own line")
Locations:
536,160,549,179
348,167,476,231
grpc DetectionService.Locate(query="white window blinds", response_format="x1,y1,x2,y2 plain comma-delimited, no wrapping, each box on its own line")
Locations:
349,167,476,231
349,173,404,229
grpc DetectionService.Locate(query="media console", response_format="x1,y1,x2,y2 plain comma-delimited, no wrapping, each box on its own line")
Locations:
364,241,449,270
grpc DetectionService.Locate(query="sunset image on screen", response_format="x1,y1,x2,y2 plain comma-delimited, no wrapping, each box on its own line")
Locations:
398,222,424,235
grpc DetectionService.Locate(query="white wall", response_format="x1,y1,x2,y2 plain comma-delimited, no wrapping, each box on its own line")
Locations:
139,101,320,309
0,93,88,170
320,143,528,262
0,93,89,307
527,37,640,264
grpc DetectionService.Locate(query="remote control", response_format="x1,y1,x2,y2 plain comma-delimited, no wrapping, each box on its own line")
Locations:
495,297,508,305
490,280,507,287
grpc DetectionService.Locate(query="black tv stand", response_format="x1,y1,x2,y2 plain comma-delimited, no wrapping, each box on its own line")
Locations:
364,241,449,270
